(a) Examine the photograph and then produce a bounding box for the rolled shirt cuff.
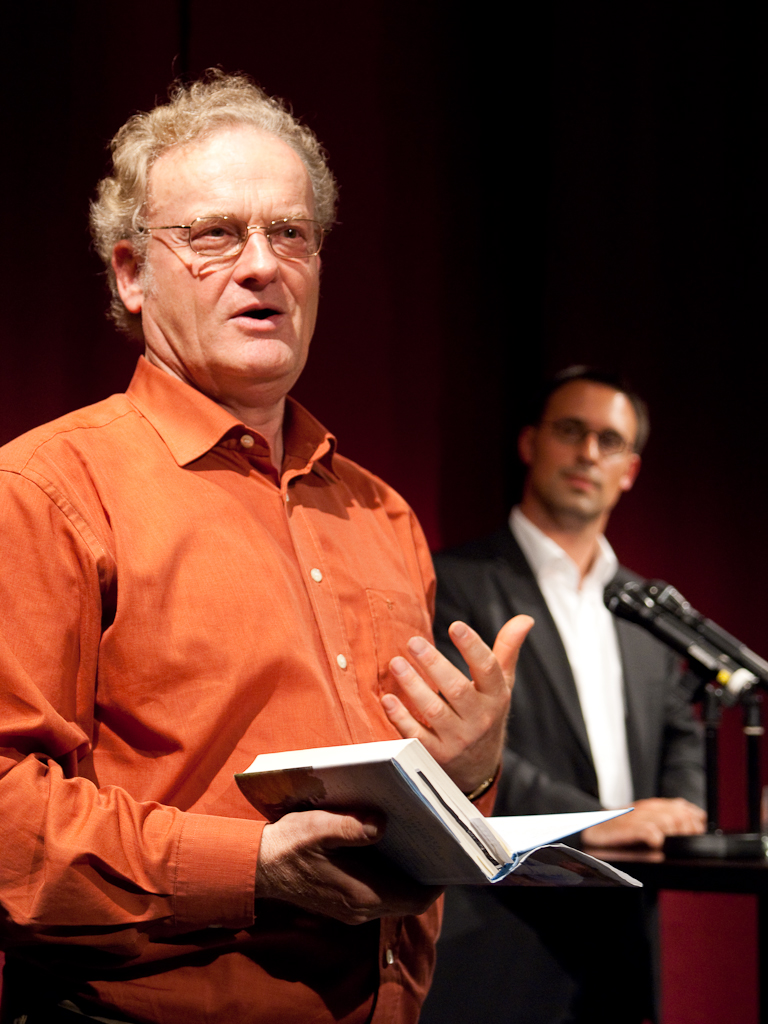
[173,812,266,930]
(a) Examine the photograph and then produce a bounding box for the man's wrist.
[463,763,500,802]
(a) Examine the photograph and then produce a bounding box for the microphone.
[608,577,767,851]
[604,579,757,704]
[642,580,768,685]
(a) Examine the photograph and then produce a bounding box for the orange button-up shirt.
[0,357,471,1024]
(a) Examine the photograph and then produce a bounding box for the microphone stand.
[665,682,765,858]
[744,689,764,836]
[704,681,721,836]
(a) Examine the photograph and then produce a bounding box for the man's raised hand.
[381,615,533,794]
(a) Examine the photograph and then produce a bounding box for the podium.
[595,847,768,1023]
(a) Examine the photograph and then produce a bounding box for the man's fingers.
[582,797,707,850]
[491,615,535,689]
[276,809,385,853]
[380,687,426,739]
[386,656,469,736]
[318,811,385,850]
[665,806,706,835]
[633,797,706,836]
[386,617,534,710]
[388,641,466,713]
[582,817,666,849]
[443,616,533,696]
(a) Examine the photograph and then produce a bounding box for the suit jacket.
[433,528,705,816]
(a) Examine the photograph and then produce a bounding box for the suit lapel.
[489,530,594,765]
[615,616,650,797]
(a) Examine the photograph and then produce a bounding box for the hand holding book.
[255,806,443,925]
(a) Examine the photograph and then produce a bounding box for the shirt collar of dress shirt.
[509,505,618,592]
[125,356,338,478]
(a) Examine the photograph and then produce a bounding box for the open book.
[235,738,639,888]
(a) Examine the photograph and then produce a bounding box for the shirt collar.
[509,505,618,589]
[125,356,338,477]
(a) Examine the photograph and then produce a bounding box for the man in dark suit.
[420,368,705,1024]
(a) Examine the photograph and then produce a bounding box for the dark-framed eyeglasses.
[543,417,633,457]
[146,214,325,260]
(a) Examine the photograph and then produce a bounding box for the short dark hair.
[525,366,650,453]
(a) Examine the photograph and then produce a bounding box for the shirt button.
[310,568,323,583]
[240,434,255,449]
[336,654,348,670]
[385,947,395,966]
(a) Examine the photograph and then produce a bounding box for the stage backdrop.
[1,3,765,1022]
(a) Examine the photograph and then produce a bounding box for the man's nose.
[233,228,280,282]
[576,430,601,462]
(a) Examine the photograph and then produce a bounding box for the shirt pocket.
[366,588,433,697]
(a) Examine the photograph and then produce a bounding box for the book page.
[493,844,642,887]
[242,738,414,774]
[487,809,631,853]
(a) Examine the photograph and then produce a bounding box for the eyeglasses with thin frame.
[145,214,325,260]
[543,417,634,457]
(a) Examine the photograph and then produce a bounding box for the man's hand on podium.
[581,797,707,850]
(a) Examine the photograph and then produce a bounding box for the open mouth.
[240,308,279,320]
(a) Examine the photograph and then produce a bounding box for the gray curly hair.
[90,70,338,338]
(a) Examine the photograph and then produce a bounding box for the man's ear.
[112,241,144,315]
[619,453,642,492]
[518,425,536,467]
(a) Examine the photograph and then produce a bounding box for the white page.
[244,738,414,774]
[486,808,631,854]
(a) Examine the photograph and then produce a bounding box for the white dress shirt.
[510,507,633,808]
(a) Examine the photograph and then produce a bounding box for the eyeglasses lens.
[549,420,628,456]
[188,217,322,258]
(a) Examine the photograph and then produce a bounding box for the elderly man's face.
[114,125,320,410]
[518,380,641,526]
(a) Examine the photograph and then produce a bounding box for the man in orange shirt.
[0,74,529,1024]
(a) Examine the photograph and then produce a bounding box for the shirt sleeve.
[0,470,261,953]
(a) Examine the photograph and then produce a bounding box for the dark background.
[1,2,765,1020]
